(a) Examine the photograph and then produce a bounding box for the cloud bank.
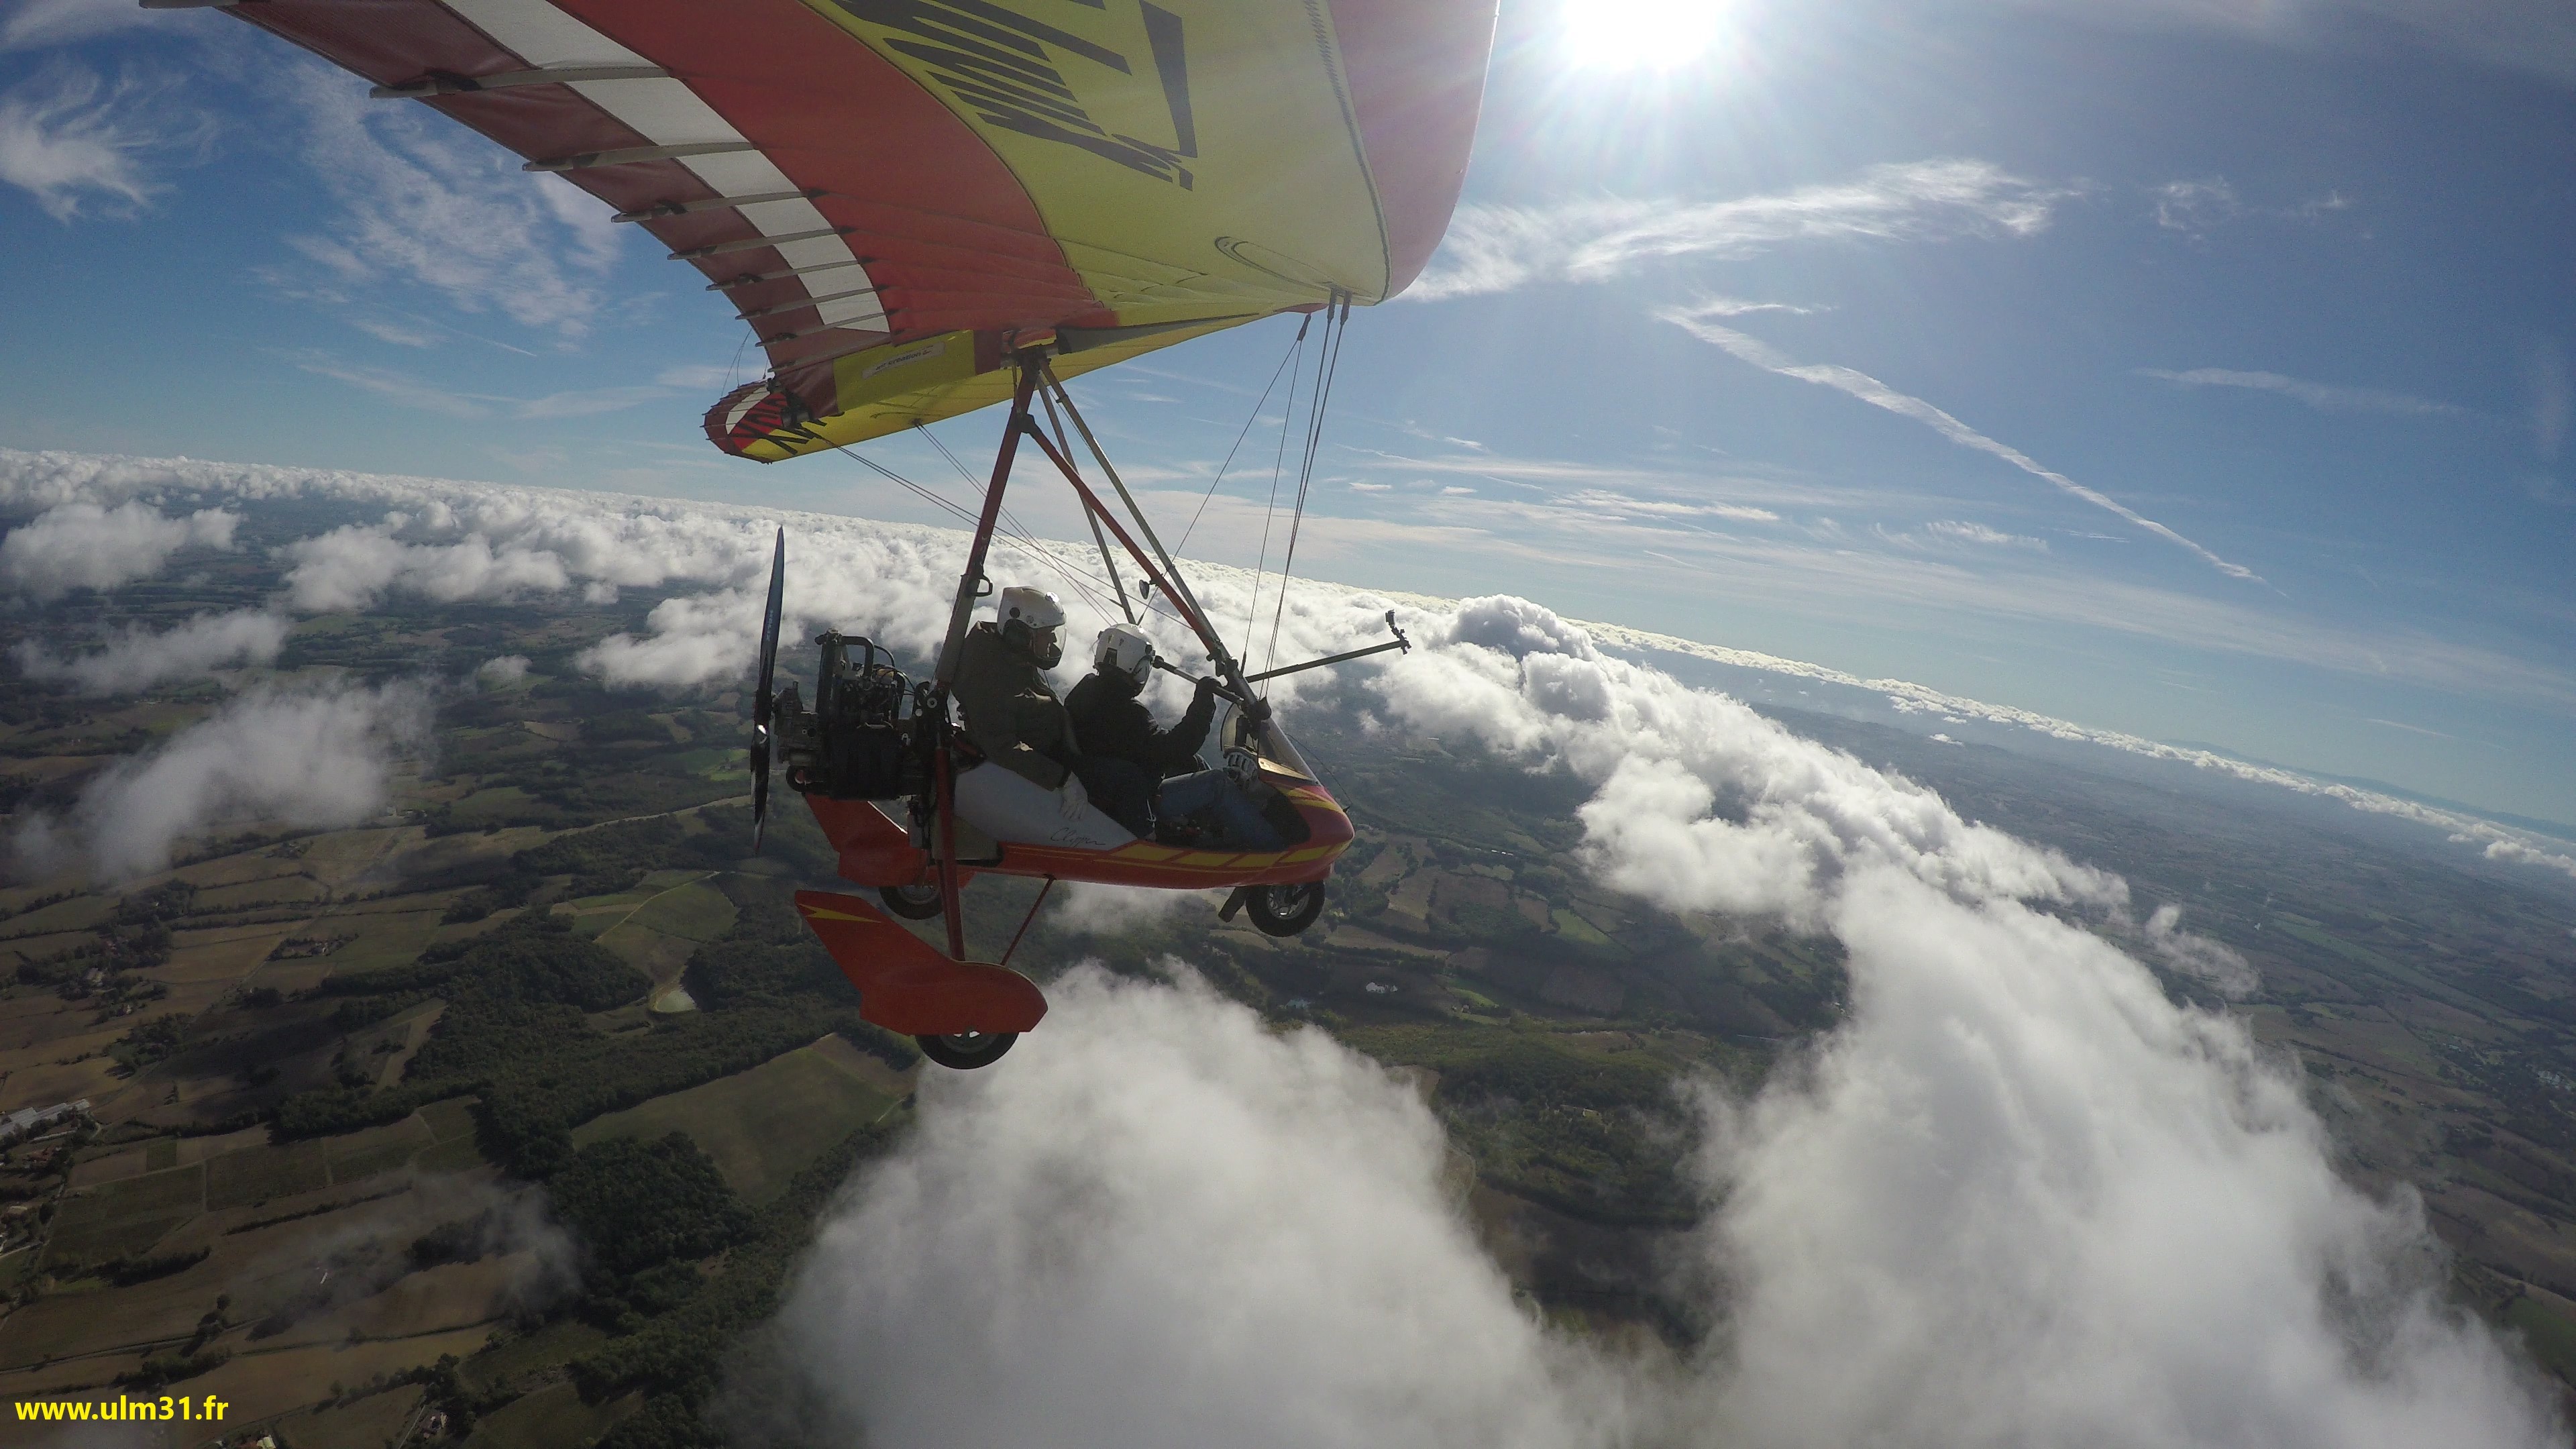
[0,444,2564,883]
[17,680,428,879]
[0,499,236,600]
[12,608,287,694]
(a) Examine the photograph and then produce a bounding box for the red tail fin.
[794,890,1047,1036]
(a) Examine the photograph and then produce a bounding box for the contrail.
[1661,305,2267,585]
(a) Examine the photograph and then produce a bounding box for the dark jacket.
[1065,669,1215,779]
[951,623,1075,789]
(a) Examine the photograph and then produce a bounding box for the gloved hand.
[1194,674,1220,701]
[1057,772,1089,822]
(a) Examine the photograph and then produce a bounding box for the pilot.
[949,586,1094,822]
[1067,623,1283,850]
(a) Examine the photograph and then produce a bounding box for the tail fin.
[794,891,1047,1036]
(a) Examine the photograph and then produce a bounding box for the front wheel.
[916,1031,1017,1070]
[878,881,945,920]
[1246,882,1326,938]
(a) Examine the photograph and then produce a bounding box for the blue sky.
[2,0,2571,824]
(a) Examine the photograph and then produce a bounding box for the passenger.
[949,586,1094,824]
[1067,623,1283,851]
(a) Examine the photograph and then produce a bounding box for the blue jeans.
[1156,770,1285,850]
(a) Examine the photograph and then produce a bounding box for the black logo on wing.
[833,0,1199,189]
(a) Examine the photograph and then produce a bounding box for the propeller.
[750,527,786,852]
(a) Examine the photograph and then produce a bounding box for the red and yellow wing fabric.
[225,0,1498,461]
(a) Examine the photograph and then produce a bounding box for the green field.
[570,1036,899,1205]
[48,1163,205,1267]
[207,1140,330,1209]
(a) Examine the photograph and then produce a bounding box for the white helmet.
[997,586,1065,666]
[998,586,1064,631]
[1093,622,1155,685]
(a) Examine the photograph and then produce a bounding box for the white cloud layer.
[0,499,236,600]
[17,680,428,879]
[762,892,2553,1448]
[1660,304,2267,584]
[0,444,2564,883]
[2141,368,2462,417]
[13,608,287,694]
[1409,160,2074,302]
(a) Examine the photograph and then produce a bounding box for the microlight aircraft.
[217,0,1501,1067]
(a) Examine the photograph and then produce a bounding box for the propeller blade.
[751,527,786,851]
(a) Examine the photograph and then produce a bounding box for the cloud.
[749,966,1616,1448]
[280,63,621,336]
[1660,305,2268,584]
[348,315,441,348]
[17,680,429,879]
[1049,882,1225,935]
[1920,519,2047,549]
[0,500,236,599]
[478,653,531,684]
[1684,295,1819,318]
[13,609,288,694]
[279,522,572,612]
[1572,610,2576,879]
[2151,177,2241,235]
[2140,368,2463,417]
[1409,160,2076,301]
[0,62,177,221]
[2141,901,2258,994]
[756,639,2557,1446]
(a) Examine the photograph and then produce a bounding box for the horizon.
[2,0,2571,824]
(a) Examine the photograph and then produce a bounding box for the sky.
[1,0,2572,824]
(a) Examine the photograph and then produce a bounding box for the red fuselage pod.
[806,764,1354,893]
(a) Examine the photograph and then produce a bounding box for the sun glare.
[1560,0,1731,72]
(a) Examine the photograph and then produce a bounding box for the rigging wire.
[1039,385,1136,624]
[1174,318,1309,558]
[1262,293,1350,678]
[833,441,1124,622]
[906,417,1108,603]
[1240,317,1309,663]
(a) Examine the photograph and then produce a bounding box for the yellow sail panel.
[797,0,1389,319]
[729,317,1254,462]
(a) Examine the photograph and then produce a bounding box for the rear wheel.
[1246,882,1326,938]
[878,881,945,920]
[915,1031,1017,1070]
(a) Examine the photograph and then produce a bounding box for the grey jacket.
[951,623,1076,789]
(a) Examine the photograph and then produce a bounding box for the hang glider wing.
[225,0,1499,460]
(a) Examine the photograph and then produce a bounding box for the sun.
[1558,0,1733,72]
